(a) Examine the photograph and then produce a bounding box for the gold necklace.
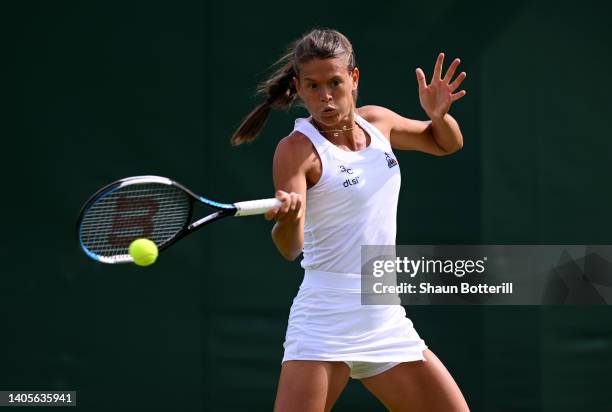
[311,120,355,137]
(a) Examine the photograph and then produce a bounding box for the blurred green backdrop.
[3,0,612,411]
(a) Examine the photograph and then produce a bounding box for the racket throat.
[188,211,227,231]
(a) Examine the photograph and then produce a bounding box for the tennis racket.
[76,175,281,264]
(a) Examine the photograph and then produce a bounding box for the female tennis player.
[232,29,469,412]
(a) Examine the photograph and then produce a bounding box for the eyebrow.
[303,75,342,82]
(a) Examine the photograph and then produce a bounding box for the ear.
[293,76,302,99]
[351,67,360,90]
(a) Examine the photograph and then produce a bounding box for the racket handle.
[234,198,282,216]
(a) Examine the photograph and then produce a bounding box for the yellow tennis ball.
[128,238,158,267]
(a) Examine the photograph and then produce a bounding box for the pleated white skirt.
[282,270,428,363]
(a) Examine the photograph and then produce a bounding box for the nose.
[319,87,332,102]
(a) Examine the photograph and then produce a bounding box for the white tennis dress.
[282,114,428,379]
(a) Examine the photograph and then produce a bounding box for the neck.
[311,113,368,151]
[311,112,355,135]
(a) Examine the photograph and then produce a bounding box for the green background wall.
[3,1,611,410]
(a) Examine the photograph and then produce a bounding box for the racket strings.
[80,183,191,259]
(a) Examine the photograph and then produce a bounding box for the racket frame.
[76,175,240,264]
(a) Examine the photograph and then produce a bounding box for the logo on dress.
[385,152,398,168]
[339,165,353,175]
[339,164,360,188]
[343,176,360,187]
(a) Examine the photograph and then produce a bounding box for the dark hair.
[230,28,357,146]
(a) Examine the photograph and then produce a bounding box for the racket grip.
[234,198,282,216]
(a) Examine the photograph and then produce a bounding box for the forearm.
[271,220,303,261]
[429,113,463,153]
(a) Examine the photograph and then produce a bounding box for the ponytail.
[230,51,297,146]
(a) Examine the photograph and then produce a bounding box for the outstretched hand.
[416,53,467,120]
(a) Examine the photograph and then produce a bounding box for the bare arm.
[264,133,310,261]
[359,105,462,156]
[358,53,467,156]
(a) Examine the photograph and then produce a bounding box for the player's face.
[294,57,359,127]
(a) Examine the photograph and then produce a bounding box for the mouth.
[321,107,337,116]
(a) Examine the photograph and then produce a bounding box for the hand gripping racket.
[76,175,281,264]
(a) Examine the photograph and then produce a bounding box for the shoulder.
[357,105,396,121]
[358,105,426,136]
[273,130,322,188]
[274,131,318,169]
[276,131,314,158]
[357,105,397,140]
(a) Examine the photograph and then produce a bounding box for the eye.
[308,83,318,89]
[331,79,341,87]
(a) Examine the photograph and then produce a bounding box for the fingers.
[264,207,278,221]
[415,68,427,90]
[265,190,303,223]
[443,58,461,83]
[420,53,467,106]
[432,52,444,83]
[451,90,467,102]
[449,71,467,92]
